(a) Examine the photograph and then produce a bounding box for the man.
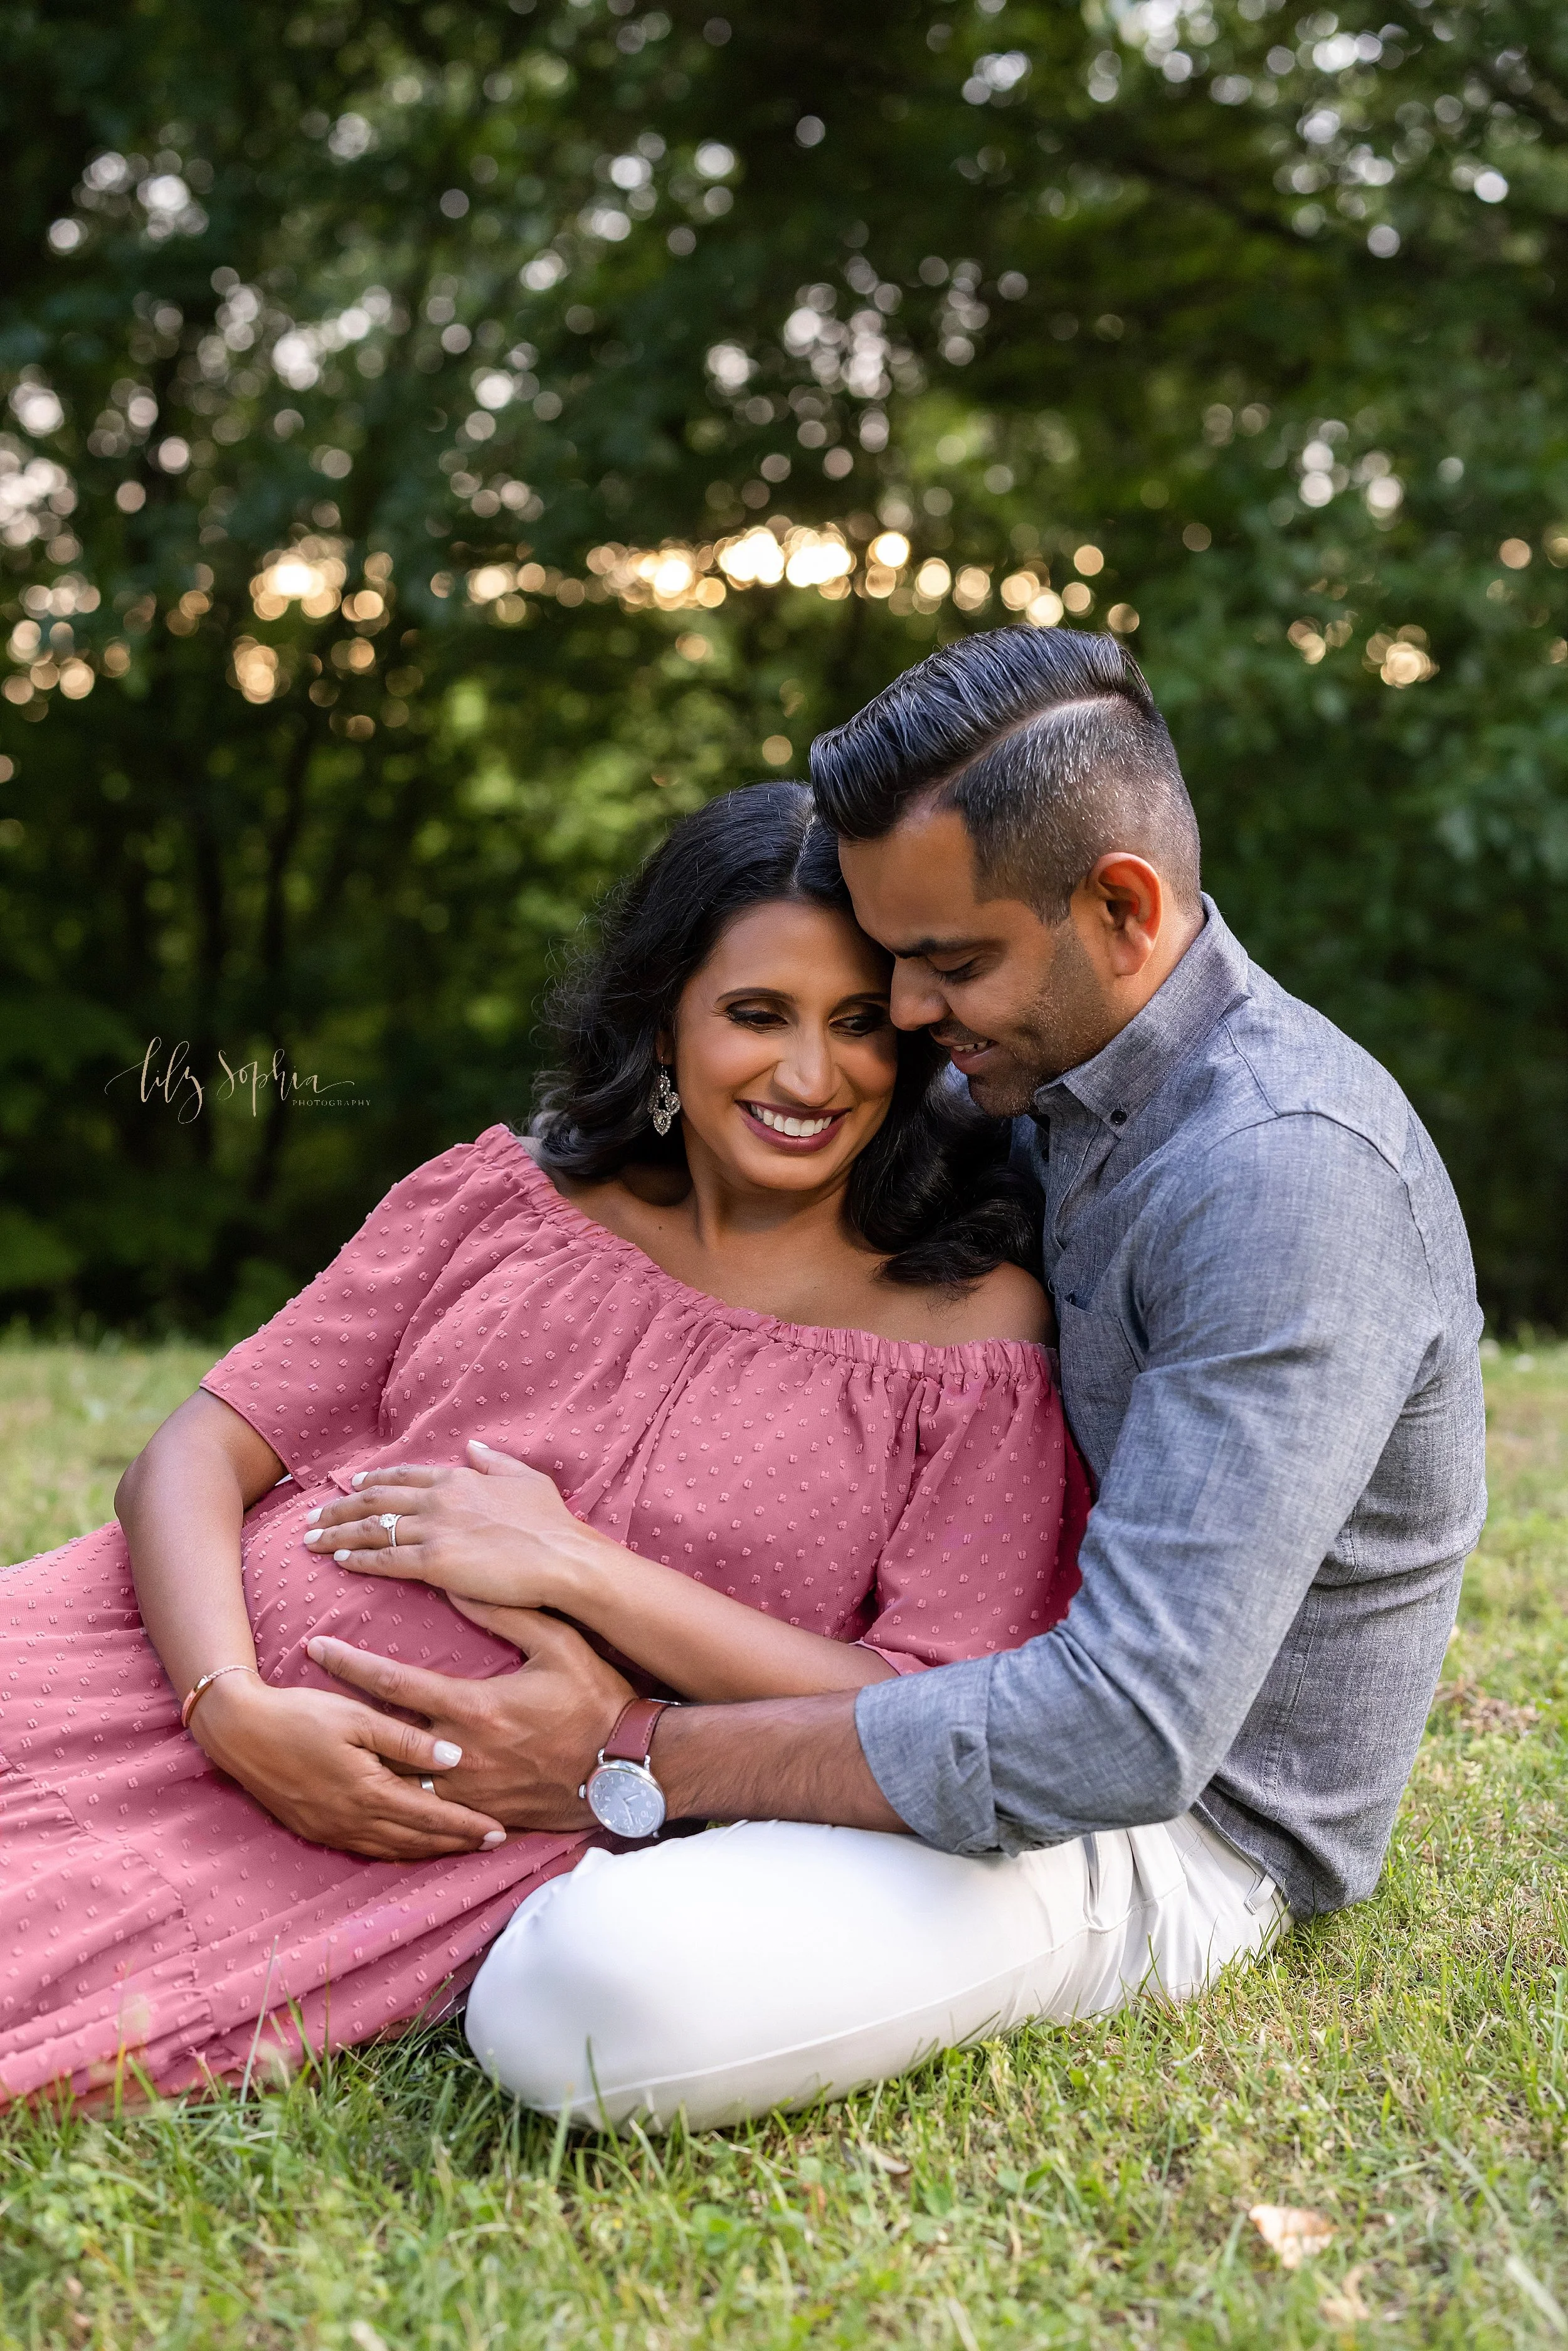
[318,627,1486,2129]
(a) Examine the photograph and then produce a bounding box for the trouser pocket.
[1079,1819,1187,1937]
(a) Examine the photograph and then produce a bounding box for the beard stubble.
[961,920,1111,1117]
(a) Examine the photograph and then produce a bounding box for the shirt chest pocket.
[1054,1290,1142,1463]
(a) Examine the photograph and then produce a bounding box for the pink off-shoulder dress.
[0,1125,1088,2103]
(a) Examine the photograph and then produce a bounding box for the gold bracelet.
[181,1664,260,1731]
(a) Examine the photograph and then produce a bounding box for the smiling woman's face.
[665,898,899,1197]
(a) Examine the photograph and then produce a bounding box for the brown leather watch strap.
[600,1696,672,1767]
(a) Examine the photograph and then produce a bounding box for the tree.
[3,0,1567,1330]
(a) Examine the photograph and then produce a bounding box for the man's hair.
[810,626,1201,921]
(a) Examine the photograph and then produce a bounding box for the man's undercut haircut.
[810,626,1202,921]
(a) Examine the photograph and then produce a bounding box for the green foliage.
[3,0,1568,1325]
[0,1339,1564,2343]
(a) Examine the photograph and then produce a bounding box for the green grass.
[0,1339,1562,2349]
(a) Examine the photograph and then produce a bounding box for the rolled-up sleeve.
[856,1115,1445,1855]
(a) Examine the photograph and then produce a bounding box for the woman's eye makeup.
[720,999,889,1032]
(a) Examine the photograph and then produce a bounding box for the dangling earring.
[649,1064,682,1137]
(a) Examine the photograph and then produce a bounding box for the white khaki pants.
[464,1812,1289,2131]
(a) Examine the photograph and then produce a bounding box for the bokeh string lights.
[458,519,1108,634]
[1,494,1474,714]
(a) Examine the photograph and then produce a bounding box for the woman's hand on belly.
[302,1441,610,1610]
[189,1671,509,1862]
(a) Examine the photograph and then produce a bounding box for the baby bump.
[240,1480,522,1695]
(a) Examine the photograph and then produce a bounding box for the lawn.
[0,1337,1562,2349]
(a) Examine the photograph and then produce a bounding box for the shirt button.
[1109,1108,1128,1127]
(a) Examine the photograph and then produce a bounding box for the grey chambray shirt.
[856,897,1487,1919]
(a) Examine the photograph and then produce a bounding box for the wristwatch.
[580,1696,674,1839]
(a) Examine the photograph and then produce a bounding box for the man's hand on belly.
[307,1608,633,1834]
[306,1610,909,1839]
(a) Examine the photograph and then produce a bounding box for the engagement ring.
[378,1512,401,1546]
[418,1776,436,1794]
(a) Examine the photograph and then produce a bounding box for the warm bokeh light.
[444,519,1133,633]
[578,523,857,610]
[1369,625,1436,686]
[1289,617,1436,686]
[231,637,282,703]
[651,552,696,599]
[783,529,852,588]
[250,538,347,620]
[719,528,785,587]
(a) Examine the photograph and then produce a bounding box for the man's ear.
[1081,854,1165,977]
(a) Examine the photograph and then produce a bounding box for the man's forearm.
[650,1692,909,1833]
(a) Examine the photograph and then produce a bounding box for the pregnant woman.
[0,784,1087,2109]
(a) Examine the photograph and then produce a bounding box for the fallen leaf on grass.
[1249,2204,1335,2267]
[1431,1676,1539,1736]
[861,2143,910,2176]
[1320,2266,1372,2325]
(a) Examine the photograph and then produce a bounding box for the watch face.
[587,1758,666,1839]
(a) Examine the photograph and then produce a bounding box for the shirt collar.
[1031,896,1251,1130]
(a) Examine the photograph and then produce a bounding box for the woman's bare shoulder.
[928,1260,1055,1347]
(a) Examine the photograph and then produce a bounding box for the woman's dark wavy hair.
[531,782,1042,1293]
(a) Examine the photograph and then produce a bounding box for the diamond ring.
[418,1776,436,1794]
[378,1512,401,1547]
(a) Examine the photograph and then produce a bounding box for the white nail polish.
[482,1830,506,1847]
[351,1472,367,1488]
[305,1507,321,1525]
[334,1549,350,1563]
[432,1740,462,1767]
